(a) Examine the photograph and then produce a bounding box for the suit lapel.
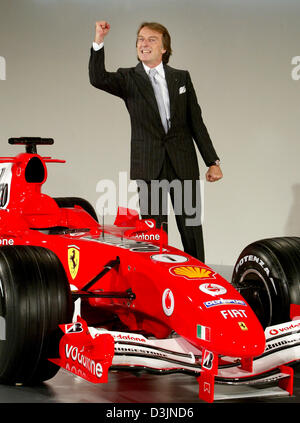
[164,64,179,122]
[133,62,162,119]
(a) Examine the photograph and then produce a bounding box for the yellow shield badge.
[68,245,80,279]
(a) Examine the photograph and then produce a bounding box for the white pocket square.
[179,86,186,94]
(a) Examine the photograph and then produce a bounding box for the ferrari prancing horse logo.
[68,245,80,279]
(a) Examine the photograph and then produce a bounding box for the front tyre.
[232,237,300,328]
[0,246,72,385]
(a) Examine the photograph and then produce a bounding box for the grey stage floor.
[0,364,299,404]
[0,265,299,408]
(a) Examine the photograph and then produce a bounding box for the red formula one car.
[0,137,299,402]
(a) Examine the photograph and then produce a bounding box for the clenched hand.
[206,165,223,182]
[94,21,111,44]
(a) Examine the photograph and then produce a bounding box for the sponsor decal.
[202,350,214,370]
[199,283,227,297]
[265,336,300,352]
[170,265,216,280]
[151,254,188,263]
[64,322,83,334]
[144,220,155,228]
[135,233,160,241]
[112,333,146,343]
[234,255,279,298]
[220,309,247,319]
[68,245,80,279]
[0,239,14,245]
[197,324,211,342]
[235,254,270,276]
[162,289,175,316]
[267,321,300,337]
[204,382,211,395]
[204,298,246,308]
[65,363,89,381]
[238,322,248,331]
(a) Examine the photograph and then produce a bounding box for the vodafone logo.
[113,333,146,343]
[162,289,175,316]
[65,344,103,379]
[267,322,300,337]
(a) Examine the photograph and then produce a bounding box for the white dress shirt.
[142,62,170,123]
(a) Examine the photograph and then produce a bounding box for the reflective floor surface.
[0,366,299,404]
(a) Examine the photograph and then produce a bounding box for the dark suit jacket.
[89,47,219,181]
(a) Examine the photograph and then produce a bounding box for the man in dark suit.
[89,21,223,262]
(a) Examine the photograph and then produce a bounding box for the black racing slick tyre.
[54,197,98,222]
[0,246,72,385]
[232,237,300,328]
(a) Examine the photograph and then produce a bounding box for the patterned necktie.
[148,68,169,133]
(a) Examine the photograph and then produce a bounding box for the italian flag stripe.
[197,324,211,342]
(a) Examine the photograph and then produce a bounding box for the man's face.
[136,26,166,68]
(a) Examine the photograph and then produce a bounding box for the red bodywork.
[0,147,267,401]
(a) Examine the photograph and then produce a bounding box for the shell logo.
[170,265,216,280]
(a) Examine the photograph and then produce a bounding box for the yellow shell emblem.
[170,266,215,280]
[68,245,80,279]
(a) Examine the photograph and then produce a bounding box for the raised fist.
[94,21,110,44]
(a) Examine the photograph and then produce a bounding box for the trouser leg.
[136,154,205,262]
[170,179,205,263]
[136,179,168,231]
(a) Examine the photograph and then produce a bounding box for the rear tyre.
[232,237,300,328]
[54,197,98,222]
[0,246,72,385]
